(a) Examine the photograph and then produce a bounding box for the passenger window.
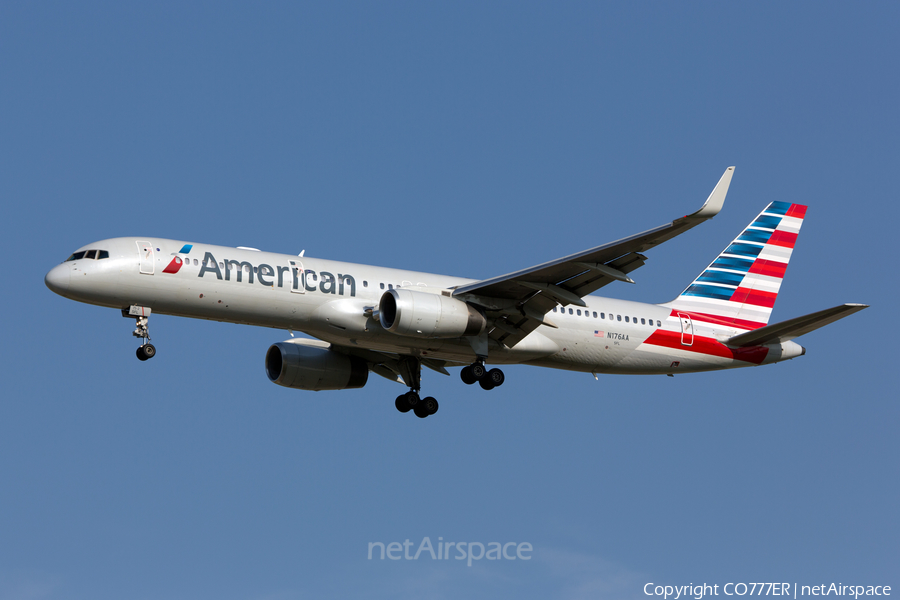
[193,259,198,266]
[552,307,557,312]
[600,313,605,319]
[85,250,97,259]
[98,250,109,259]
[568,308,573,315]
[633,316,637,323]
[641,318,646,325]
[625,316,629,323]
[593,312,597,318]
[617,315,621,321]
[363,281,368,287]
[577,310,581,316]
[380,283,385,289]
[388,284,393,289]
[656,320,661,327]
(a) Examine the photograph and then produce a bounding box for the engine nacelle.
[379,288,486,338]
[265,343,368,391]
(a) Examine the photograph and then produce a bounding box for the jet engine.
[379,288,486,338]
[265,343,368,391]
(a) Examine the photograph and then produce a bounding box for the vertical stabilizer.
[662,201,807,330]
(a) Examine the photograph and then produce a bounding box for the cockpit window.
[65,249,109,261]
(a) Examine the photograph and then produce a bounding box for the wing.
[452,167,735,347]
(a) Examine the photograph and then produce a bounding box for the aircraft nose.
[45,264,70,295]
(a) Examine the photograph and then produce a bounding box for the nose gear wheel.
[123,305,157,361]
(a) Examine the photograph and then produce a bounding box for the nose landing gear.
[136,343,156,361]
[123,305,156,361]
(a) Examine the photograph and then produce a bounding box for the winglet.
[690,166,735,219]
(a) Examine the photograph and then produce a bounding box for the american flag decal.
[594,330,604,337]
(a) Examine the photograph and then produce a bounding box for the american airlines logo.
[162,244,193,274]
[194,251,357,296]
[163,256,186,274]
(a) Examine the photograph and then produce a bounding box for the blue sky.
[1,3,897,599]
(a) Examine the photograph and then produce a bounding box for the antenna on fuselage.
[298,250,305,257]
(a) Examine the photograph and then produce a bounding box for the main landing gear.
[460,359,505,390]
[392,357,505,419]
[395,391,439,419]
[393,356,439,419]
[123,305,156,362]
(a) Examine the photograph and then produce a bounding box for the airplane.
[45,167,867,419]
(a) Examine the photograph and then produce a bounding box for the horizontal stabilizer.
[725,303,868,347]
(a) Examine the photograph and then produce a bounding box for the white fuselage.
[45,237,804,375]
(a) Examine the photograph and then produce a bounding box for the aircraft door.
[137,241,154,274]
[290,260,304,293]
[678,313,694,346]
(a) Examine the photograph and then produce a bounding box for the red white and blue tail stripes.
[662,201,806,330]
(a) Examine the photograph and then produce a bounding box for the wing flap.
[564,252,646,298]
[488,311,544,348]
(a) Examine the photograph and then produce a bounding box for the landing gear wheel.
[460,366,477,385]
[479,378,495,391]
[486,368,504,387]
[471,363,486,380]
[395,394,412,413]
[413,403,430,418]
[422,396,439,415]
[136,344,156,361]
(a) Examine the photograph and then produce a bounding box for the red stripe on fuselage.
[643,329,769,365]
[730,287,778,308]
[748,259,787,279]
[666,309,766,331]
